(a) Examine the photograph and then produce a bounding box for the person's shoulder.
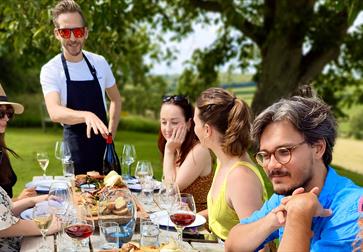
[40,54,63,75]
[41,54,62,69]
[191,142,208,151]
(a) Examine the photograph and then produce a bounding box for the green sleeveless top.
[207,161,267,240]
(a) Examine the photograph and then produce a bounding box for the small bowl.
[80,183,96,193]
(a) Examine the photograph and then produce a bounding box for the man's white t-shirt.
[40,50,116,109]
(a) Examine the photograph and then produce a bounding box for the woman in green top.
[194,87,267,241]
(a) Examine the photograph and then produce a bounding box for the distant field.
[333,138,363,175]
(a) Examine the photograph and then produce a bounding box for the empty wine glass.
[33,202,54,252]
[37,152,49,177]
[135,160,154,205]
[169,193,196,247]
[48,182,72,217]
[55,140,71,162]
[121,144,136,180]
[64,205,94,251]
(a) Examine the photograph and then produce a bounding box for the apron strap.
[61,53,71,81]
[61,52,97,81]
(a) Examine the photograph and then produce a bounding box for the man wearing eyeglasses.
[40,0,121,175]
[225,95,363,252]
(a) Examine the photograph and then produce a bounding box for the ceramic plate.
[127,180,161,192]
[19,201,54,220]
[150,211,206,228]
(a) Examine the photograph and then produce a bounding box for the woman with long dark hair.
[0,85,35,200]
[0,84,60,251]
[158,95,213,211]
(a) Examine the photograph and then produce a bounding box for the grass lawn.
[6,128,363,198]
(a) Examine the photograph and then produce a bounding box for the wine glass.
[153,180,180,238]
[169,193,196,247]
[48,182,72,217]
[135,160,154,205]
[121,144,136,180]
[37,152,49,177]
[64,205,94,251]
[33,202,54,252]
[55,141,71,162]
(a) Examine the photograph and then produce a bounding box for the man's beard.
[63,41,83,57]
[274,173,313,196]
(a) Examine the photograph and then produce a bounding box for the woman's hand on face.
[165,124,187,152]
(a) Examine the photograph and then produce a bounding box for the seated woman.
[0,187,59,251]
[194,88,267,240]
[158,95,213,212]
[0,84,36,200]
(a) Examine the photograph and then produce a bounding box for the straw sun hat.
[0,84,24,114]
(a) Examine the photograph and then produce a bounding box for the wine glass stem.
[175,226,184,243]
[127,164,131,177]
[41,230,47,247]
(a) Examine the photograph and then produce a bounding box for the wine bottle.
[103,134,122,175]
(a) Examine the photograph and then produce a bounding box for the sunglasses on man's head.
[162,95,188,103]
[57,27,85,39]
[0,108,14,120]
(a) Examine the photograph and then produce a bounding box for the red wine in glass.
[65,224,94,240]
[170,212,196,227]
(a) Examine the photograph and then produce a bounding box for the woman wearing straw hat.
[0,84,36,200]
[0,84,60,251]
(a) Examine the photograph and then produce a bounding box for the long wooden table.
[20,177,224,252]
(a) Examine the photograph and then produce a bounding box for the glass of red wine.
[64,205,94,251]
[169,193,196,247]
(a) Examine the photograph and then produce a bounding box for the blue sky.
[150,11,363,75]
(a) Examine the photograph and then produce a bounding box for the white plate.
[150,211,206,228]
[25,179,68,194]
[19,201,53,220]
[20,208,33,220]
[127,180,161,192]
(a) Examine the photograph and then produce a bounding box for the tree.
[162,0,363,115]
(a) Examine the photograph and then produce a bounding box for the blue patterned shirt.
[240,167,363,251]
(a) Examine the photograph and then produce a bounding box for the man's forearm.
[278,209,313,252]
[48,104,89,125]
[108,99,121,137]
[226,214,278,252]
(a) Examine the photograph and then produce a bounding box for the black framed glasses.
[0,107,14,120]
[255,141,306,167]
[162,95,188,103]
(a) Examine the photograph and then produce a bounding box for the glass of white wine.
[122,144,136,180]
[33,202,54,252]
[37,152,49,177]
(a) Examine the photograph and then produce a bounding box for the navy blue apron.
[61,53,107,175]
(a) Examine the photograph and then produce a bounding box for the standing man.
[225,95,363,251]
[40,0,121,175]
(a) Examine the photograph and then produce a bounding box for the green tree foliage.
[162,0,363,115]
[1,0,363,117]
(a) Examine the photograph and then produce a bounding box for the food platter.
[74,171,148,224]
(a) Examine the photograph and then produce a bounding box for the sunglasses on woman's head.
[0,108,14,119]
[57,27,85,39]
[162,95,188,103]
